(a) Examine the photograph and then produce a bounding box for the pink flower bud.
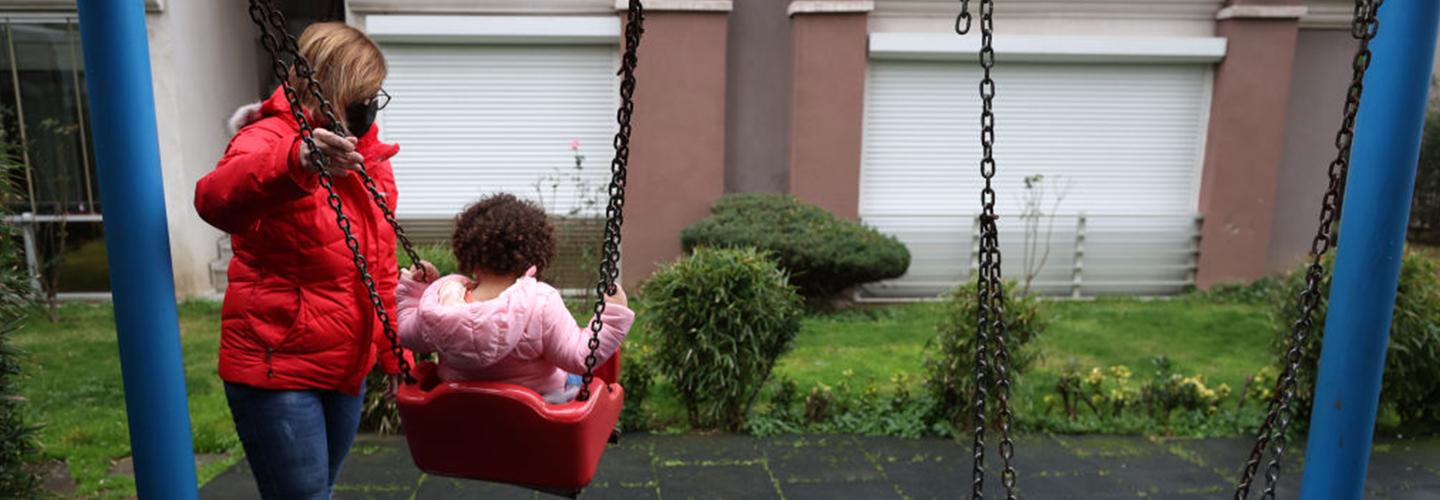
[570,139,581,150]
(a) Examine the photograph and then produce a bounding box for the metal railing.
[3,212,106,301]
[858,212,1204,299]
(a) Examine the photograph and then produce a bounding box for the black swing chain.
[958,0,1018,498]
[247,0,416,383]
[1233,0,1383,498]
[577,0,645,402]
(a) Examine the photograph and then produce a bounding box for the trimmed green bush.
[0,156,38,496]
[1276,249,1440,431]
[924,280,1047,432]
[642,247,804,430]
[680,194,910,302]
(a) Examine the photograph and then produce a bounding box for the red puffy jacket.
[196,87,403,395]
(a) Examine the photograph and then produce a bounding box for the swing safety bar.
[75,1,199,499]
[1300,0,1439,498]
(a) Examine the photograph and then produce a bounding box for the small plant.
[359,370,403,436]
[532,140,606,289]
[1193,276,1284,305]
[397,242,458,277]
[745,371,940,438]
[924,279,1046,432]
[1274,249,1440,432]
[617,339,657,433]
[1045,357,1248,437]
[680,193,910,305]
[534,140,605,218]
[1016,174,1070,294]
[642,247,803,430]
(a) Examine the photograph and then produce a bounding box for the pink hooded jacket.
[395,267,634,400]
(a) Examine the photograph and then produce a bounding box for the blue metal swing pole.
[1299,0,1440,498]
[75,1,199,498]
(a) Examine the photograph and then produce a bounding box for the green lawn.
[16,296,1277,496]
[15,302,240,499]
[778,298,1273,396]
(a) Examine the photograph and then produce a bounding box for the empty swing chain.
[1233,0,1383,498]
[959,0,1018,498]
[577,0,645,402]
[246,0,415,383]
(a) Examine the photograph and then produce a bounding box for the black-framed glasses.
[373,88,391,110]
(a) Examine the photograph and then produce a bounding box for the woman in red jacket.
[195,22,412,499]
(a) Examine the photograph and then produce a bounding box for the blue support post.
[1299,0,1440,498]
[75,2,198,498]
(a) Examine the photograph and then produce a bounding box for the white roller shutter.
[860,60,1212,297]
[378,43,618,221]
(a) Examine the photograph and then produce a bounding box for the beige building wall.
[0,0,255,298]
[144,2,258,298]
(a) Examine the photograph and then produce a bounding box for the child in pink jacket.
[396,193,633,403]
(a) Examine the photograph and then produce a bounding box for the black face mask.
[345,99,379,138]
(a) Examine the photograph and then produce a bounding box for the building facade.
[3,0,1436,299]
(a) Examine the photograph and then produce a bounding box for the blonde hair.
[290,22,386,127]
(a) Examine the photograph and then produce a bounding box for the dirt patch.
[108,452,231,477]
[27,459,76,496]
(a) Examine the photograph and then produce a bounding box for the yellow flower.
[1086,368,1104,385]
[1108,366,1132,380]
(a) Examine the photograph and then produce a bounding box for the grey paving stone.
[761,435,887,485]
[657,463,781,499]
[589,436,657,488]
[200,460,261,500]
[413,474,539,499]
[579,486,661,499]
[853,435,1006,499]
[651,433,763,464]
[1052,434,1230,497]
[338,437,424,492]
[196,433,1440,499]
[779,481,905,499]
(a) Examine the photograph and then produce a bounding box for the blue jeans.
[224,382,365,500]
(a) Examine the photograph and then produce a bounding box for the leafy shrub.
[924,280,1046,431]
[642,247,803,430]
[0,158,38,496]
[680,194,910,302]
[1275,249,1440,432]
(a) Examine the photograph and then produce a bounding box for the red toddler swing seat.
[394,354,624,496]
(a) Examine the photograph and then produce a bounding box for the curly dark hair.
[451,194,556,277]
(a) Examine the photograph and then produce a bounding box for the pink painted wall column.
[787,3,870,220]
[1195,1,1305,287]
[621,10,730,286]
